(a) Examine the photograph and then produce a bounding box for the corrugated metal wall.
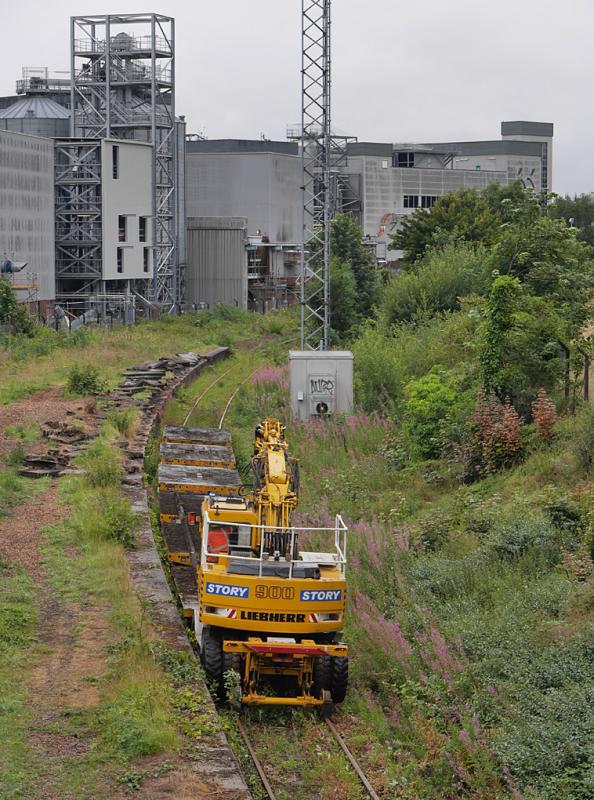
[186,217,247,309]
[0,117,70,138]
[0,129,55,301]
[185,151,301,244]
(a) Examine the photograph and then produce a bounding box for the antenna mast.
[300,0,331,350]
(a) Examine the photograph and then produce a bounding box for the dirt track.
[0,387,95,459]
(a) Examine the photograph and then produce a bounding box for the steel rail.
[238,716,380,800]
[183,333,299,429]
[182,365,235,426]
[325,719,381,799]
[237,719,278,800]
[217,369,259,429]
[178,334,381,800]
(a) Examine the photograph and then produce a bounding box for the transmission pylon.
[300,0,332,350]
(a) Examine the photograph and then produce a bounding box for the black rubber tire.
[312,655,332,698]
[330,656,349,704]
[201,627,224,699]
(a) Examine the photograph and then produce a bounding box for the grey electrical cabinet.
[289,351,354,421]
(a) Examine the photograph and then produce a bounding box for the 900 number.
[255,585,294,600]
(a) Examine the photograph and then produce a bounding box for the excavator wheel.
[330,656,349,704]
[313,655,332,698]
[201,627,224,700]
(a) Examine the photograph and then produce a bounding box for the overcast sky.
[1,0,593,194]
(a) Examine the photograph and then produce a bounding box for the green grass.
[0,306,298,404]
[0,468,48,518]
[24,433,179,797]
[0,564,39,800]
[0,306,298,797]
[216,365,594,800]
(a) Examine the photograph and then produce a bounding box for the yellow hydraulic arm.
[251,418,298,533]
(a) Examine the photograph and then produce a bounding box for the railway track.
[164,350,381,799]
[238,716,381,800]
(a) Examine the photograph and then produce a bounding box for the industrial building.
[0,129,55,315]
[68,13,181,310]
[186,217,248,310]
[185,121,553,272]
[0,14,183,319]
[54,138,153,305]
[341,121,553,259]
[0,7,555,318]
[185,139,301,308]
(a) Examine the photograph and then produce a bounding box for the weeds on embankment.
[221,367,594,800]
[0,307,298,797]
[0,306,298,404]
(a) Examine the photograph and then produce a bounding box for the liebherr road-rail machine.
[158,419,348,713]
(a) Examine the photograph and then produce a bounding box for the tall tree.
[329,256,357,341]
[392,182,538,265]
[550,193,594,247]
[330,214,379,319]
[489,215,593,339]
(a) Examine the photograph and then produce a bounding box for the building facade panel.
[185,146,301,244]
[355,155,506,238]
[186,217,248,310]
[0,129,55,302]
[101,139,153,281]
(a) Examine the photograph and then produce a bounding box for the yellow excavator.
[195,418,348,712]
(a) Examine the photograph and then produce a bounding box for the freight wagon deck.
[158,426,242,613]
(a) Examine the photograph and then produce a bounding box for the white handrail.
[201,511,348,577]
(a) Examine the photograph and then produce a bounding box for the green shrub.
[4,445,25,466]
[107,408,138,439]
[544,495,584,539]
[352,310,480,414]
[404,368,471,458]
[569,404,594,473]
[0,281,35,335]
[0,469,28,518]
[78,440,123,487]
[67,362,107,395]
[103,494,139,548]
[383,242,488,324]
[496,682,594,799]
[70,487,138,548]
[487,513,561,565]
[98,684,176,759]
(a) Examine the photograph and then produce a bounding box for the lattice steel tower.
[70,13,177,306]
[299,0,349,350]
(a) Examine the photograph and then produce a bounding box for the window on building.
[403,195,419,209]
[112,145,119,179]
[139,216,147,243]
[143,247,150,273]
[421,195,437,209]
[393,151,415,168]
[117,247,123,273]
[118,215,127,242]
